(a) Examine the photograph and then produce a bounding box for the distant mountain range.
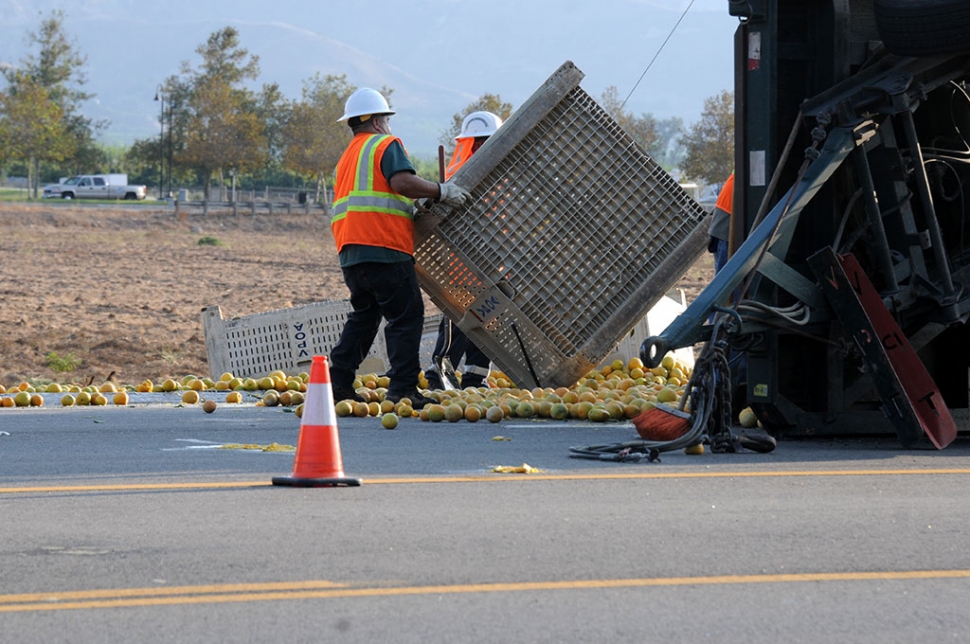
[0,0,738,159]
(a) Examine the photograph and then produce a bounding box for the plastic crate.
[413,61,709,389]
[201,301,442,380]
[599,289,695,371]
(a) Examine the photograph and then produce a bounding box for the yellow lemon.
[739,407,759,428]
[334,400,354,417]
[381,412,399,429]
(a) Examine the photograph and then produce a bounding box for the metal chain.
[707,338,739,453]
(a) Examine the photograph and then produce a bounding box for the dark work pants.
[329,260,424,395]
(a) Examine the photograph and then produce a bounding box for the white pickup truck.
[42,174,148,200]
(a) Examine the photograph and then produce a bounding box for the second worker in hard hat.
[328,88,470,409]
[424,111,503,391]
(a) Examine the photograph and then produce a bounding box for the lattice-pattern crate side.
[414,62,709,389]
[200,301,364,379]
[203,303,444,380]
[298,300,353,356]
[459,307,572,389]
[223,321,296,377]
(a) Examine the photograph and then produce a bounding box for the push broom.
[630,314,775,454]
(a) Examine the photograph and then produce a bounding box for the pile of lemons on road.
[0,370,309,411]
[0,355,695,427]
[339,355,691,426]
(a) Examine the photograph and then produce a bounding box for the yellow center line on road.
[0,580,346,603]
[2,570,970,613]
[3,468,970,494]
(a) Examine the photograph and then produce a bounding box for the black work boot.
[424,368,444,391]
[386,389,434,410]
[461,374,486,389]
[331,385,365,403]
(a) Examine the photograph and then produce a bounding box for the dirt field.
[0,202,715,387]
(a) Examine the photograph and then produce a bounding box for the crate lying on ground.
[413,61,710,389]
[600,289,695,371]
[201,302,442,380]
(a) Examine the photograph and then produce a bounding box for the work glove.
[438,182,470,207]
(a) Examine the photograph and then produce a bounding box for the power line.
[618,0,696,114]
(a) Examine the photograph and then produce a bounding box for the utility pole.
[154,85,165,200]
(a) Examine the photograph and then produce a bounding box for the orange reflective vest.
[715,173,734,214]
[331,133,416,255]
[444,137,477,180]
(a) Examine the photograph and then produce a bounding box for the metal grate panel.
[414,61,709,389]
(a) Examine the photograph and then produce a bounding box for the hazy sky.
[0,0,740,158]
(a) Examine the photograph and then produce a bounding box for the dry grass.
[0,202,715,387]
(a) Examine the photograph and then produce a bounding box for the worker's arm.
[381,140,469,206]
[390,171,470,207]
[389,171,440,200]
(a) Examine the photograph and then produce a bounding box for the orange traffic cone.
[272,355,362,487]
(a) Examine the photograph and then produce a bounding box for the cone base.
[272,475,362,487]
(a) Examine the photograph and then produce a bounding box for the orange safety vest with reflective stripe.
[715,173,734,214]
[444,137,477,180]
[331,133,416,255]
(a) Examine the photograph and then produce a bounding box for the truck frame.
[642,0,970,448]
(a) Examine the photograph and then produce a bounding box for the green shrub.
[46,351,82,373]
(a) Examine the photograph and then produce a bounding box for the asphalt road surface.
[3,399,970,643]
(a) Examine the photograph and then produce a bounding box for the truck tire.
[61,193,74,200]
[875,0,970,57]
[124,192,137,200]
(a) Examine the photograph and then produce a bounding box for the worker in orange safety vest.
[328,88,470,409]
[707,172,734,274]
[424,111,503,391]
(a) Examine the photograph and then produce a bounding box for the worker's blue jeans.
[712,238,729,274]
[329,260,424,394]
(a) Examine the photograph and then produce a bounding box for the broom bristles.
[632,404,692,441]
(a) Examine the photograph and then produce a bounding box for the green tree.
[175,27,267,198]
[181,78,267,198]
[679,90,734,184]
[0,74,73,193]
[439,94,514,147]
[255,82,289,165]
[281,73,356,204]
[1,10,100,195]
[409,155,443,182]
[121,138,159,186]
[160,78,194,191]
[190,26,260,84]
[58,141,110,178]
[600,86,660,156]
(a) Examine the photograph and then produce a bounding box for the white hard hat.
[456,111,503,139]
[337,88,395,123]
